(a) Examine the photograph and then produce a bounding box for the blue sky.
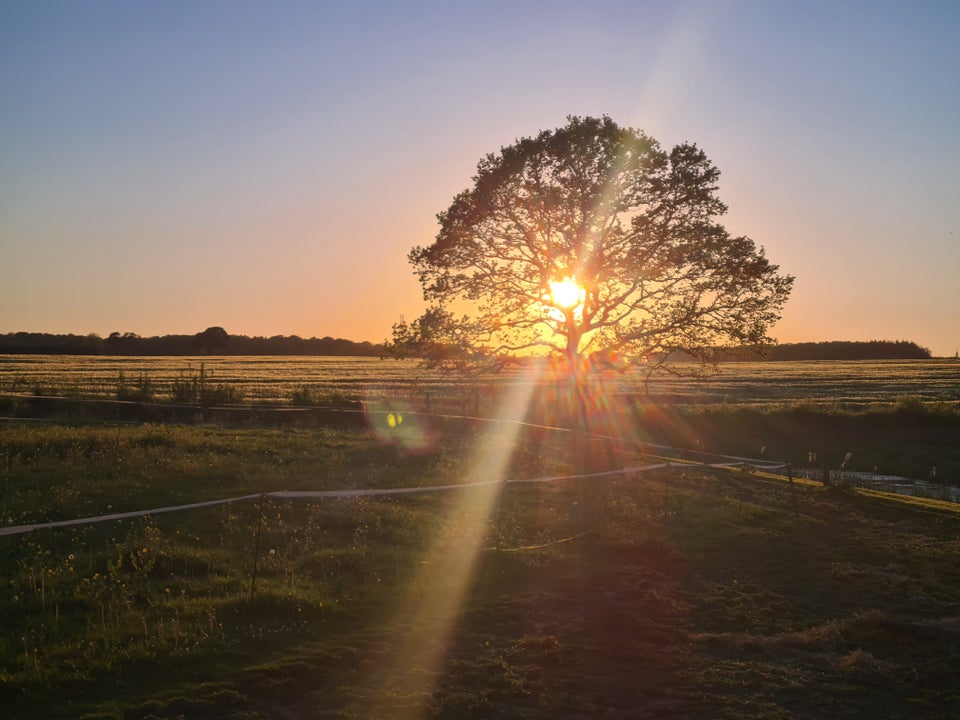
[1,0,958,355]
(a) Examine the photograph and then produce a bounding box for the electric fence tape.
[0,459,789,538]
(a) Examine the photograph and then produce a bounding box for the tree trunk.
[565,334,592,475]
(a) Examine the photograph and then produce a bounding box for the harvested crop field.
[1,355,958,407]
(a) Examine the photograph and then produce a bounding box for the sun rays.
[351,366,540,718]
[349,353,709,718]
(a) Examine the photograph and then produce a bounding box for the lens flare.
[367,402,433,451]
[351,369,540,719]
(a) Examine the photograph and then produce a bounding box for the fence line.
[0,457,790,538]
[0,410,795,538]
[388,409,793,468]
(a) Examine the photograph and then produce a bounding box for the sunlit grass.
[0,423,482,709]
[341,367,540,719]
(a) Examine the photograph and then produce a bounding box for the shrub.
[291,385,359,407]
[170,364,242,406]
[116,371,155,402]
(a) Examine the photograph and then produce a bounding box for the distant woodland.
[0,331,935,360]
[765,340,932,360]
[0,327,384,356]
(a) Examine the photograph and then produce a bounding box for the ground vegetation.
[1,422,959,718]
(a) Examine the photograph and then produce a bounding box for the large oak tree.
[401,116,793,374]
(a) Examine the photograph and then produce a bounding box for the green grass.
[639,400,960,483]
[1,422,960,718]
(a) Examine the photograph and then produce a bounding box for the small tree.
[407,116,794,379]
[385,307,498,373]
[384,307,504,414]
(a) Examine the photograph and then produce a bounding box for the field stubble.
[1,355,958,407]
[1,356,958,486]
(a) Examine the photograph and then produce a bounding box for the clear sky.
[2,0,958,356]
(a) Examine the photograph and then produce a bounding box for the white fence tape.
[0,460,788,538]
[0,494,264,537]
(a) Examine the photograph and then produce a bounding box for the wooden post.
[249,494,266,600]
[787,464,799,516]
[494,488,506,551]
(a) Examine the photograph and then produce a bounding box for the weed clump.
[115,371,155,402]
[171,364,242,406]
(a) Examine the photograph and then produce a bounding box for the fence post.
[249,494,266,600]
[494,490,506,551]
[787,464,799,516]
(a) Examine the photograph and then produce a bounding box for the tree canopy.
[400,116,794,372]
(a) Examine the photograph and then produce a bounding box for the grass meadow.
[1,421,959,719]
[1,356,959,718]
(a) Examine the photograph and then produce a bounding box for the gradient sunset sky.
[2,1,958,356]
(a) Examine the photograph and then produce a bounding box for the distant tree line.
[0,327,385,356]
[0,331,933,360]
[766,340,932,361]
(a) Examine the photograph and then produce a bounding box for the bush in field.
[116,371,155,402]
[291,385,321,406]
[290,385,358,407]
[171,364,242,406]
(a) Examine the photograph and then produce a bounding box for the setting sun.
[547,276,586,311]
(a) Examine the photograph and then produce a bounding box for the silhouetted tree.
[405,116,794,377]
[385,306,497,372]
[193,326,230,354]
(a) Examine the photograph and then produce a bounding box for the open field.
[1,422,960,719]
[1,355,958,484]
[1,355,958,407]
